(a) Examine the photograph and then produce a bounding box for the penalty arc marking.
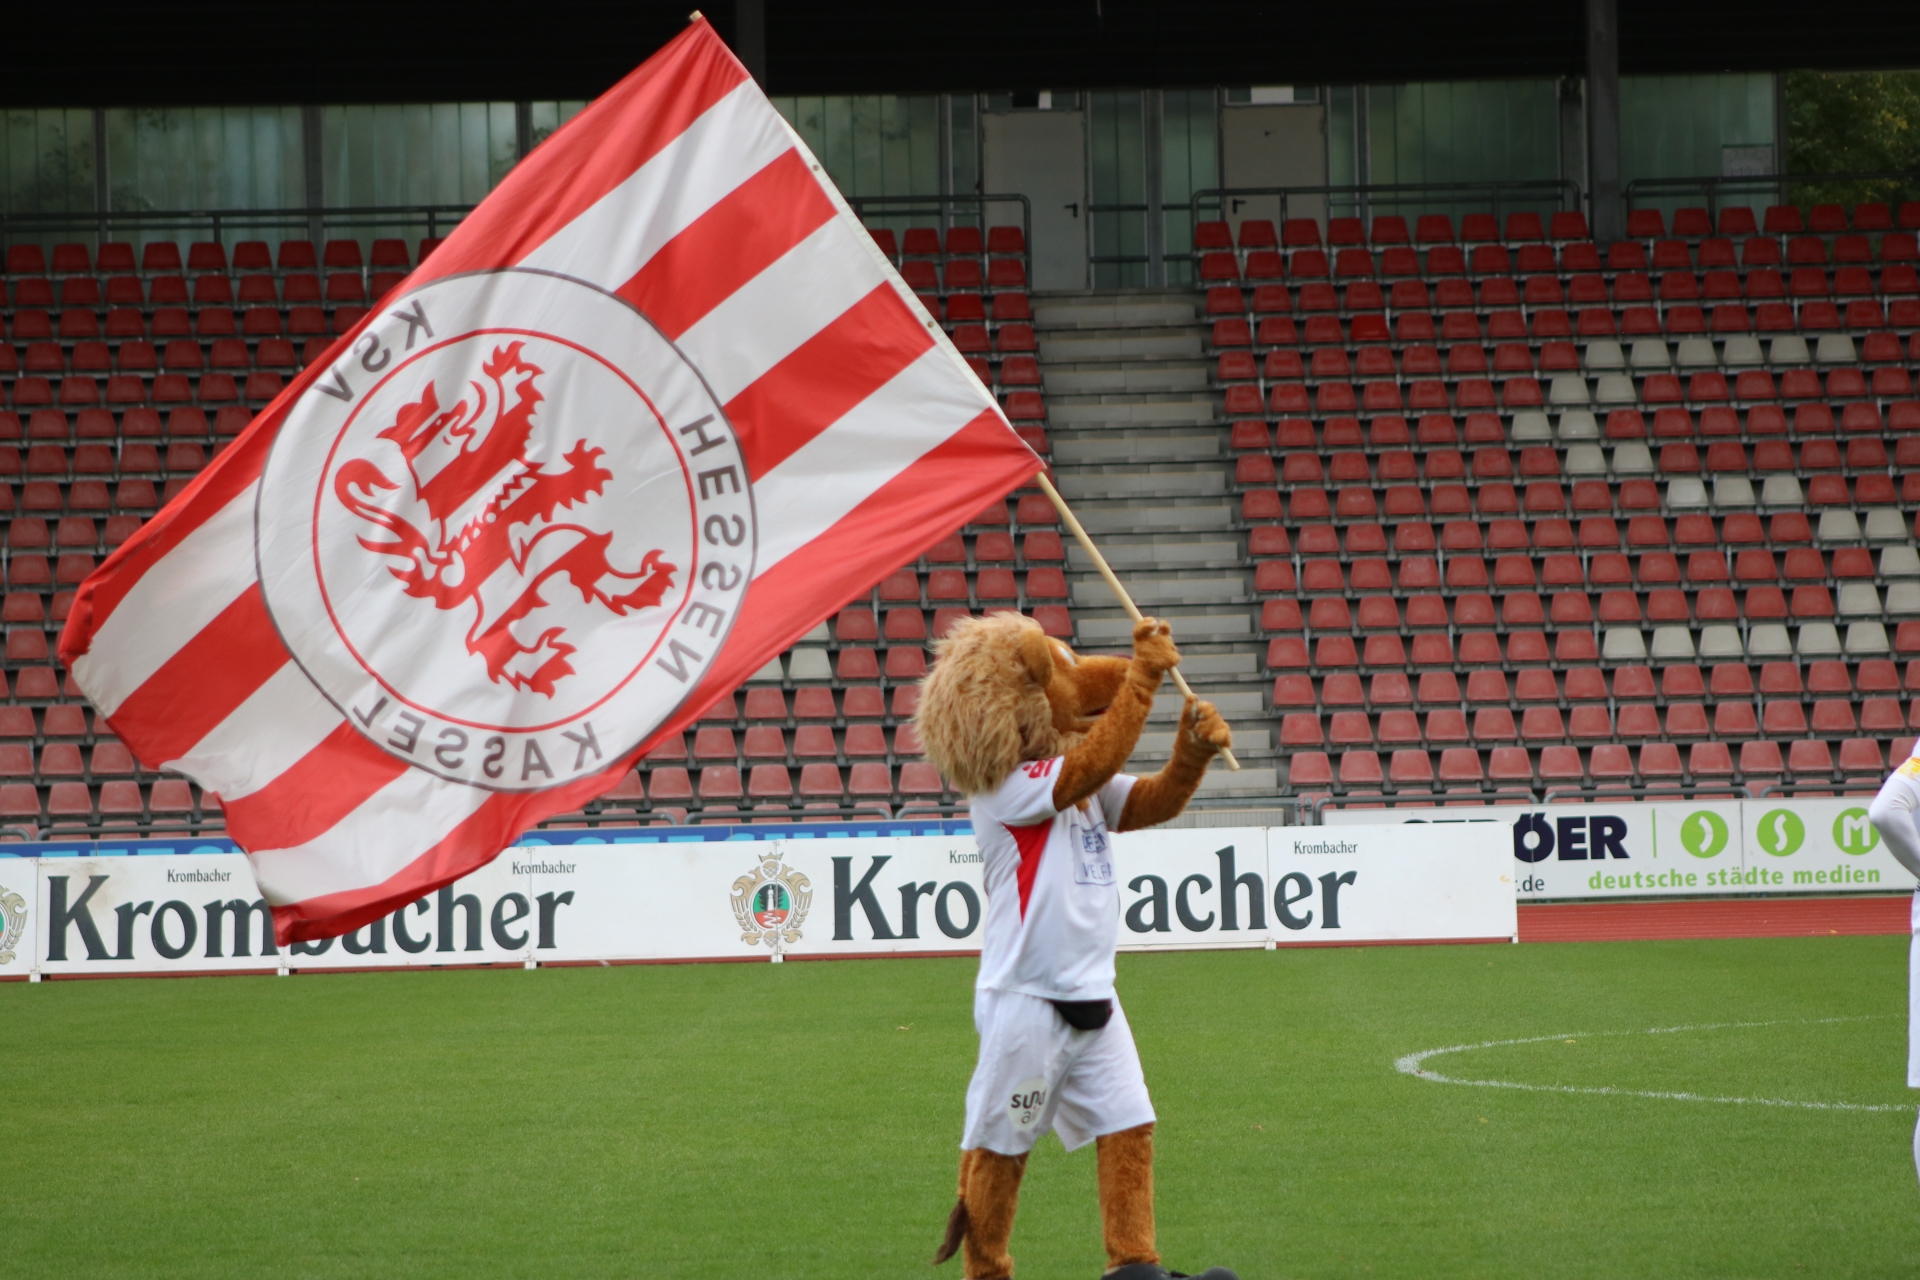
[1394,1017,1913,1114]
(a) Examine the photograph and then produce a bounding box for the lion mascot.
[915,612,1237,1280]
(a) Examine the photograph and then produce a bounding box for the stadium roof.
[9,0,1920,106]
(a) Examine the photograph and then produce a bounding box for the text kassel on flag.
[58,17,1040,944]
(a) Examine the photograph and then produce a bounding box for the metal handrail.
[1302,780,1762,821]
[18,817,229,841]
[1086,200,1205,274]
[531,800,966,828]
[1308,790,1539,822]
[1169,798,1302,828]
[1756,781,1882,797]
[1086,200,1151,271]
[0,203,477,249]
[1544,783,1751,803]
[1188,178,1584,258]
[843,192,1032,287]
[1623,171,1920,220]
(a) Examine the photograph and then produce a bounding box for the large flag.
[58,18,1040,943]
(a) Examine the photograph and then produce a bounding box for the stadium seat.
[12,190,1917,834]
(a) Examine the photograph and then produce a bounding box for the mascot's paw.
[1176,698,1232,760]
[1130,617,1181,679]
[1102,1266,1240,1280]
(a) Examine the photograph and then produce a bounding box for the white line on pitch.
[1394,1017,1913,1114]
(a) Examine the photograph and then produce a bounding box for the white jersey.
[968,756,1136,1002]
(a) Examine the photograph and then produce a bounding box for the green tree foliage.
[1785,70,1920,208]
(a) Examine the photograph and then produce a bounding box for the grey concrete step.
[1177,652,1259,676]
[1040,333,1202,362]
[1058,469,1226,500]
[1067,540,1242,571]
[1050,430,1220,464]
[1073,504,1233,535]
[1016,290,1281,802]
[1152,689,1268,718]
[1197,767,1281,796]
[1134,728,1273,757]
[1077,611,1252,642]
[1061,645,1260,678]
[1043,365,1208,395]
[1047,399,1216,427]
[1070,573,1244,607]
[1032,300,1197,329]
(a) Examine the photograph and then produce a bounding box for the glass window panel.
[1622,73,1777,220]
[1091,91,1145,287]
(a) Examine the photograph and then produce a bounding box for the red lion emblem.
[334,342,677,696]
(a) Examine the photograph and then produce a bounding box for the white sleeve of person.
[1867,752,1920,882]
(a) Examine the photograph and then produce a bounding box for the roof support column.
[301,105,325,249]
[1144,89,1165,285]
[734,0,767,88]
[1585,0,1622,242]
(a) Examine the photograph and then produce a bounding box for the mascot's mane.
[915,613,1081,796]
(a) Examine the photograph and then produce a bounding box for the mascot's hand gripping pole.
[1035,471,1240,772]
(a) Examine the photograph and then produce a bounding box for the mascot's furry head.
[915,612,1132,796]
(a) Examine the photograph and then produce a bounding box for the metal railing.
[1623,171,1920,221]
[1544,784,1750,803]
[532,804,923,829]
[1755,781,1884,797]
[1189,178,1584,253]
[1173,799,1301,827]
[843,192,1032,285]
[1308,791,1540,821]
[1301,781,1763,820]
[1086,200,1151,280]
[0,203,476,253]
[8,816,230,842]
[0,193,1035,295]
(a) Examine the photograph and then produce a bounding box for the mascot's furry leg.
[1097,1123,1158,1271]
[934,1148,1029,1279]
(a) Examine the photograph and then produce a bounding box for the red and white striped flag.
[58,18,1039,943]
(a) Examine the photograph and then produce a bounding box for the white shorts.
[961,987,1155,1155]
[1909,890,1919,1088]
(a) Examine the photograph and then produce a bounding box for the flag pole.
[1033,472,1241,772]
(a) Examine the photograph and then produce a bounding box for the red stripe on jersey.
[1007,818,1052,919]
[617,147,834,339]
[725,282,934,481]
[102,587,288,767]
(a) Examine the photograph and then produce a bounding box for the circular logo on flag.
[256,270,755,790]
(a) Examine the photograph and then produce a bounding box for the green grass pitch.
[9,936,1917,1278]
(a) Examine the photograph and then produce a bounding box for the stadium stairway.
[1034,288,1280,796]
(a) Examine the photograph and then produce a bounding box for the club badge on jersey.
[1072,813,1115,887]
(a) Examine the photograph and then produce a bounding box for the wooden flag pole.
[1034,472,1241,772]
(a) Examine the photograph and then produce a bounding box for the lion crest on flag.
[332,342,678,697]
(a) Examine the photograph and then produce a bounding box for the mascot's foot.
[1103,1266,1239,1280]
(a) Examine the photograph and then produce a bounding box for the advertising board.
[1322,799,1915,900]
[9,821,1517,976]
